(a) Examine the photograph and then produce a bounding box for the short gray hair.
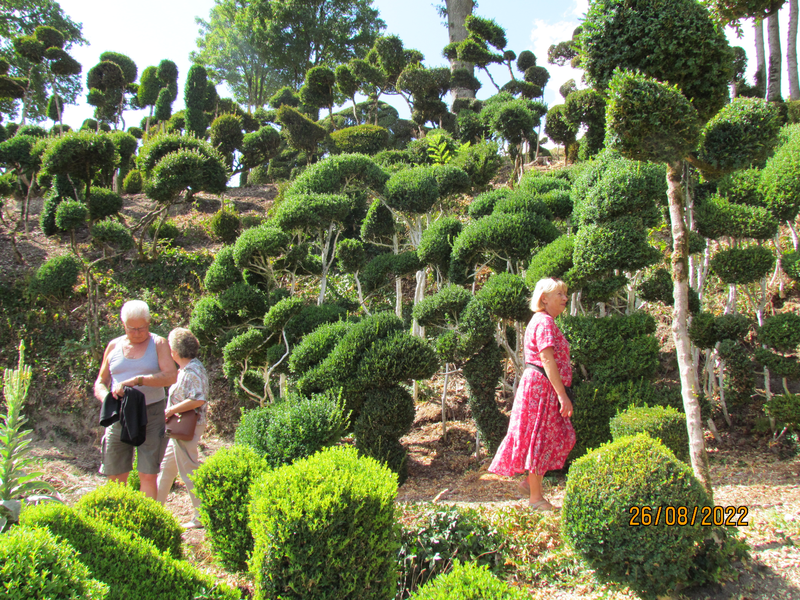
[120,300,150,323]
[168,328,200,359]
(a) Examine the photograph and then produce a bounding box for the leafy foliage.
[192,445,270,573]
[249,446,399,600]
[563,435,741,598]
[234,390,349,468]
[399,505,505,598]
[610,406,689,462]
[0,526,108,600]
[76,483,183,559]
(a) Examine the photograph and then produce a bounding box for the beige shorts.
[100,400,167,476]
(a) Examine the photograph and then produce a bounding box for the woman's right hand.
[558,395,573,418]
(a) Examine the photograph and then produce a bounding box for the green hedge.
[249,446,399,600]
[234,390,349,468]
[610,405,689,462]
[330,124,389,155]
[408,560,526,600]
[558,313,659,384]
[20,504,241,600]
[562,435,740,599]
[710,245,775,285]
[209,208,241,243]
[0,525,109,600]
[76,482,183,559]
[192,445,270,573]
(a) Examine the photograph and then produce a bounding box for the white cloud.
[571,0,589,19]
[529,18,585,107]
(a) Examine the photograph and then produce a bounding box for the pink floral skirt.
[488,370,575,476]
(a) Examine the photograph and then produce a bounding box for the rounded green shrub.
[0,525,109,600]
[385,166,440,214]
[91,219,134,251]
[558,313,659,385]
[209,208,241,243]
[234,390,349,468]
[20,504,241,600]
[192,445,270,573]
[122,169,143,194]
[695,194,778,240]
[353,385,415,482]
[468,188,512,219]
[525,235,573,287]
[399,505,505,597]
[571,216,661,278]
[147,219,180,240]
[758,312,800,353]
[39,196,61,236]
[610,405,689,462]
[330,124,389,155]
[408,560,525,600]
[76,482,183,559]
[249,445,399,600]
[562,435,734,599]
[55,199,88,231]
[34,253,81,298]
[783,250,800,282]
[87,188,123,221]
[710,245,775,284]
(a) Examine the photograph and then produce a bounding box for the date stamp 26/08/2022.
[628,505,749,527]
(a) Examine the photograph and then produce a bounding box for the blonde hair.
[530,278,568,312]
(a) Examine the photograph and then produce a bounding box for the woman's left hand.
[558,396,573,418]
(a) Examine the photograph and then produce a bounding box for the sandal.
[528,499,554,511]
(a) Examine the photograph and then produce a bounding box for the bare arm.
[165,399,205,420]
[94,340,117,401]
[539,346,573,418]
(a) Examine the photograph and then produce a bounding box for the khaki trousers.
[156,420,205,519]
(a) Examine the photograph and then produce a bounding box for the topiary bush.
[86,188,123,222]
[192,445,270,573]
[76,482,183,559]
[209,208,241,243]
[610,405,689,462]
[122,169,143,194]
[407,560,526,600]
[398,504,505,598]
[558,313,659,385]
[0,525,109,600]
[562,435,742,599]
[234,390,349,468]
[20,504,241,600]
[249,445,399,600]
[567,378,684,464]
[330,124,389,155]
[710,245,775,285]
[34,253,81,298]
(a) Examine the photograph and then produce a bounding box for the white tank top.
[108,333,166,405]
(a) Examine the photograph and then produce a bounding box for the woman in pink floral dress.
[488,278,575,511]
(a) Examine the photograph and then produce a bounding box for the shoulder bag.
[165,408,198,441]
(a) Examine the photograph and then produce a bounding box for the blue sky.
[56,0,790,129]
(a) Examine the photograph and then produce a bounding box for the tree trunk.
[445,0,475,104]
[768,12,783,101]
[756,18,767,98]
[789,0,800,100]
[667,161,714,501]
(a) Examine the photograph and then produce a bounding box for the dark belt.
[525,363,576,405]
